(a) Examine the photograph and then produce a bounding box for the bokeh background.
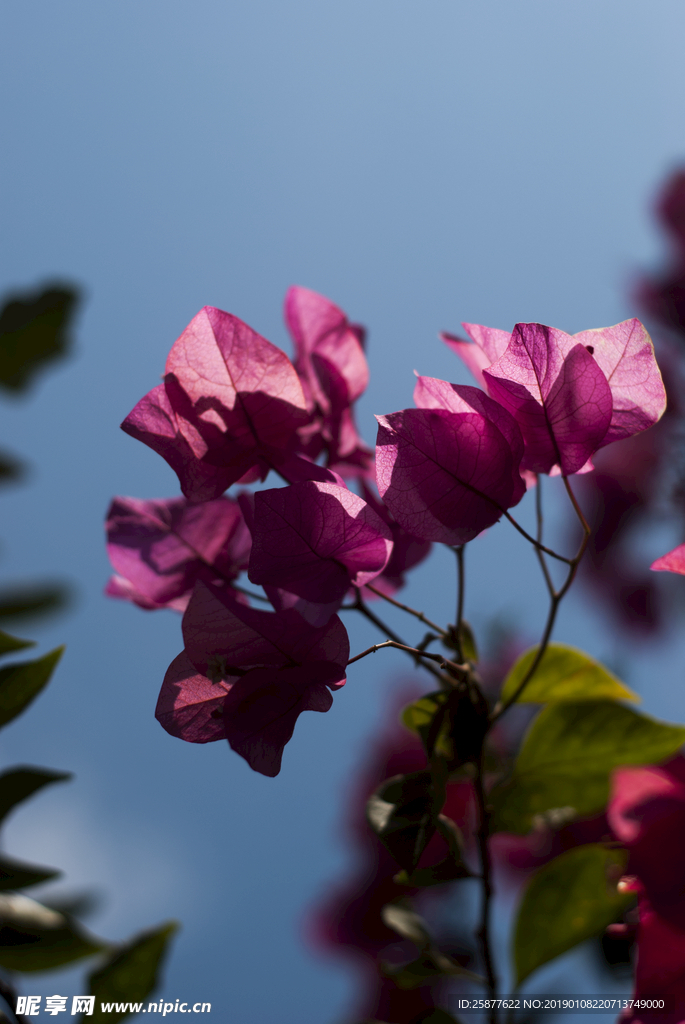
[2,2,685,1020]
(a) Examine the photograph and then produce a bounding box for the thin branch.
[493,474,592,717]
[534,475,556,598]
[503,510,573,564]
[352,592,446,682]
[364,584,446,636]
[491,586,561,718]
[474,751,498,1019]
[347,639,452,668]
[453,545,466,662]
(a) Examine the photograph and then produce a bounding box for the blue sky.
[2,2,685,1020]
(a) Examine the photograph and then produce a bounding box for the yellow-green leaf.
[501,644,637,705]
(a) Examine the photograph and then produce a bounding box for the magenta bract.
[445,319,665,474]
[441,323,511,391]
[651,543,685,575]
[483,325,613,475]
[122,307,308,501]
[358,481,431,595]
[286,285,369,412]
[105,495,250,610]
[285,286,373,476]
[248,481,393,603]
[609,759,685,1023]
[156,581,349,776]
[376,382,525,544]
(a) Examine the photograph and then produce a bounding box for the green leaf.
[0,630,34,657]
[402,685,488,767]
[514,844,633,986]
[0,766,72,827]
[443,622,478,663]
[0,893,103,972]
[402,692,453,760]
[394,816,471,887]
[0,647,63,729]
[0,852,60,891]
[381,903,432,949]
[88,922,179,1023]
[0,283,79,393]
[501,644,637,705]
[490,701,685,834]
[367,773,440,872]
[0,583,71,623]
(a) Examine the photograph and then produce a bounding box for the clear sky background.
[2,2,685,1021]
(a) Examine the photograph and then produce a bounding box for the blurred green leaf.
[0,583,71,623]
[0,284,79,393]
[402,692,452,759]
[381,902,432,950]
[0,893,103,972]
[443,622,478,663]
[0,852,60,891]
[0,450,25,485]
[514,845,633,986]
[40,890,101,920]
[0,647,63,729]
[0,630,34,657]
[367,773,439,872]
[88,922,179,1023]
[501,644,637,705]
[394,816,471,887]
[490,702,685,834]
[0,767,72,827]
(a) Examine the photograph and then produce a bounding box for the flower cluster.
[107,288,665,778]
[608,757,685,1024]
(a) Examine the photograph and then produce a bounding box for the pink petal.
[358,481,431,594]
[462,323,513,364]
[105,574,190,613]
[609,761,685,909]
[573,319,666,445]
[285,286,369,409]
[413,378,525,499]
[182,581,349,684]
[440,332,491,390]
[106,495,250,608]
[155,651,231,743]
[248,482,393,603]
[123,308,309,501]
[222,664,336,777]
[375,403,525,545]
[484,326,612,474]
[651,543,685,575]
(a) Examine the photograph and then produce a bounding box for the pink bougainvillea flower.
[441,324,511,391]
[375,382,525,545]
[105,573,191,613]
[358,481,431,596]
[608,758,685,1023]
[285,286,373,476]
[122,307,309,501]
[651,544,685,576]
[105,495,251,611]
[444,319,666,474]
[483,324,612,475]
[156,581,349,776]
[286,285,369,412]
[248,480,393,604]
